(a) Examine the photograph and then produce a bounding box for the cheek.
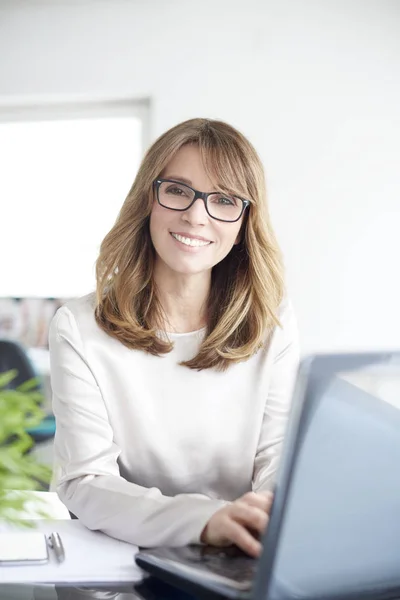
[150,200,162,225]
[149,205,163,250]
[216,222,243,251]
[149,202,180,251]
[150,202,168,236]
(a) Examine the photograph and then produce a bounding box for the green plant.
[0,369,52,525]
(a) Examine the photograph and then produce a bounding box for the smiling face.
[149,144,245,280]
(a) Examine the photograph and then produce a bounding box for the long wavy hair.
[95,118,285,370]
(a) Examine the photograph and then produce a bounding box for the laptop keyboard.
[199,550,257,583]
[151,545,258,586]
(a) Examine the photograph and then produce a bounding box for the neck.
[153,262,211,333]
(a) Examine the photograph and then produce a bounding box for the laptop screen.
[266,359,400,600]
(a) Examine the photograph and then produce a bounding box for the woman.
[49,118,299,558]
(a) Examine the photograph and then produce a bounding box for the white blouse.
[49,293,299,547]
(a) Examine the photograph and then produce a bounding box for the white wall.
[0,0,399,355]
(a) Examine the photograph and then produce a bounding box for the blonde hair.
[95,118,285,370]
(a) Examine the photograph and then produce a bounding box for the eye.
[166,185,188,197]
[211,194,237,206]
[218,197,235,205]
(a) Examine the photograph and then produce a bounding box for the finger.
[252,491,274,515]
[231,504,269,536]
[258,490,274,502]
[240,492,273,514]
[258,491,274,512]
[224,519,262,558]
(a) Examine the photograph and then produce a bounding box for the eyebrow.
[163,175,193,186]
[162,175,241,198]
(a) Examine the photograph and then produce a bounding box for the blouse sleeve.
[252,300,300,492]
[49,307,226,548]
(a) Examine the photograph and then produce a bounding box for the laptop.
[135,352,400,600]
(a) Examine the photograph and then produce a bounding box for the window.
[0,101,148,297]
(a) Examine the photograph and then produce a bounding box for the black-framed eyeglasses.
[153,179,250,223]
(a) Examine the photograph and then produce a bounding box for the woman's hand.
[200,491,273,558]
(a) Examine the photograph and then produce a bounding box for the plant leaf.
[0,368,52,521]
[0,369,18,388]
[17,377,41,392]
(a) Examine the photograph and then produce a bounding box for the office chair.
[0,339,56,444]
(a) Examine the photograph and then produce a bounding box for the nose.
[182,198,208,226]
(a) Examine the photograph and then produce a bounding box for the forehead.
[161,145,217,193]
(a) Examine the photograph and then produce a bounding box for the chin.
[162,256,213,276]
[171,263,211,276]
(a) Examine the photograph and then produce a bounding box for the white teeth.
[171,233,211,247]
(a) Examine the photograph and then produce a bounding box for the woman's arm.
[49,307,226,548]
[252,301,300,492]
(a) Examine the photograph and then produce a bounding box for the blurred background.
[0,0,399,470]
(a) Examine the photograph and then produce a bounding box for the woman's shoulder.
[277,295,296,325]
[49,292,97,340]
[63,292,96,318]
[266,295,299,355]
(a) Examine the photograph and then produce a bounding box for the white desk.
[0,497,142,585]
